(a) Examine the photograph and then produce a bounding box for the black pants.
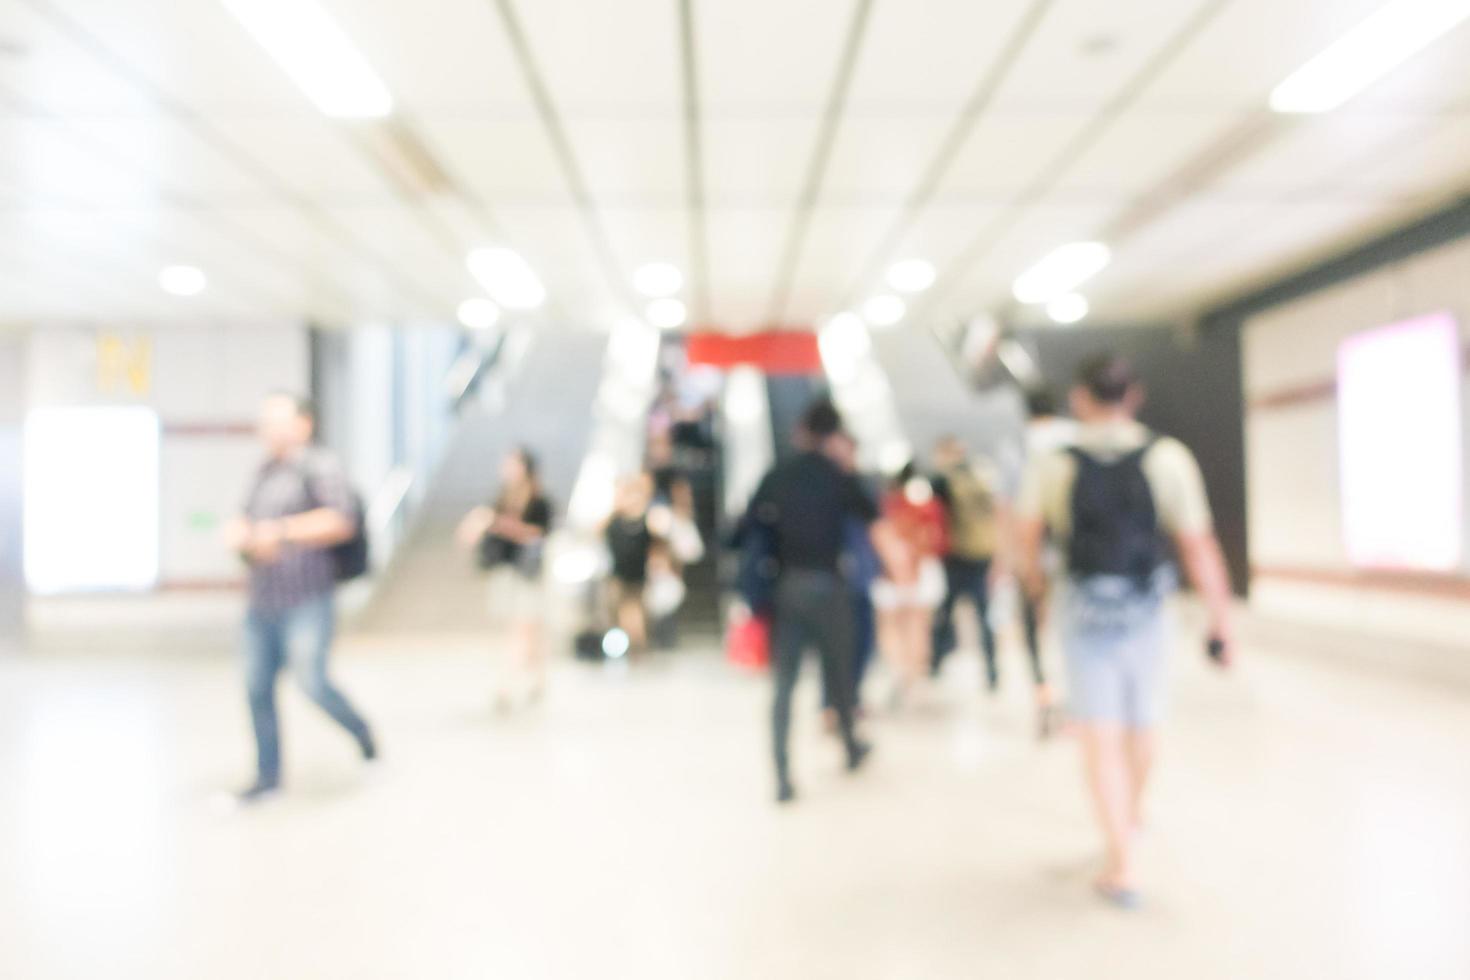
[932,556,998,681]
[772,570,859,783]
[1021,594,1045,686]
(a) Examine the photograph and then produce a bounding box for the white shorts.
[486,566,546,622]
[870,558,946,611]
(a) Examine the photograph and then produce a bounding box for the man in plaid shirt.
[224,393,377,805]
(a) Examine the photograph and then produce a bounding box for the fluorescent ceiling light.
[646,297,687,330]
[1270,0,1470,114]
[158,265,206,296]
[633,262,683,298]
[456,297,500,331]
[1012,242,1110,304]
[1046,293,1089,325]
[466,247,546,310]
[886,259,936,293]
[220,0,393,119]
[862,294,907,328]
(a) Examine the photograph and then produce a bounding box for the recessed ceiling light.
[646,297,687,330]
[1269,0,1470,114]
[1046,293,1089,325]
[1012,242,1110,304]
[158,265,207,297]
[862,294,907,328]
[633,261,683,298]
[456,297,500,331]
[886,259,936,294]
[466,247,546,311]
[220,0,393,119]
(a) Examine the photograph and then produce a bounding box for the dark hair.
[1024,387,1058,419]
[1076,353,1137,405]
[513,445,539,481]
[800,398,844,439]
[269,390,316,422]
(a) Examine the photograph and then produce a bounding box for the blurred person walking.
[820,430,881,729]
[457,447,552,711]
[224,393,376,806]
[745,399,889,804]
[1018,389,1076,734]
[872,462,947,709]
[929,437,1006,692]
[1016,354,1234,908]
[604,473,656,654]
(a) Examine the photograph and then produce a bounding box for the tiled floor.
[1,615,1467,979]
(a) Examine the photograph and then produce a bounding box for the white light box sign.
[1337,312,1463,572]
[24,407,161,593]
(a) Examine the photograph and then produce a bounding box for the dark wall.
[765,374,824,461]
[1015,324,1249,596]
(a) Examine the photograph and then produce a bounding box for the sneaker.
[360,735,379,763]
[233,781,280,808]
[776,781,797,805]
[846,740,872,773]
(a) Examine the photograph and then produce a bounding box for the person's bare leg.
[1125,727,1155,833]
[1079,723,1135,889]
[517,618,545,702]
[905,608,932,694]
[877,606,907,706]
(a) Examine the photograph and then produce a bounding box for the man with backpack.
[223,392,377,806]
[929,436,1006,692]
[1016,354,1234,908]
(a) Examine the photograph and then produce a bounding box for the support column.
[0,331,26,645]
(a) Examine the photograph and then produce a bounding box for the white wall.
[27,322,308,587]
[1242,235,1470,646]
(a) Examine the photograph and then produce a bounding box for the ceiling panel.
[41,0,311,111]
[1052,109,1245,198]
[560,119,684,205]
[514,0,679,114]
[991,0,1218,111]
[418,118,569,203]
[697,0,854,113]
[0,0,154,113]
[63,117,271,199]
[0,118,158,206]
[322,0,530,113]
[705,206,788,329]
[791,202,905,316]
[702,118,816,204]
[1137,0,1388,111]
[598,206,689,282]
[1351,19,1470,113]
[1335,117,1470,197]
[1211,112,1427,198]
[217,120,397,200]
[843,0,1037,112]
[934,113,1090,198]
[945,199,1119,312]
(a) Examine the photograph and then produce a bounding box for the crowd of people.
[222,350,1235,911]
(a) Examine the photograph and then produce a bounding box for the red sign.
[685,330,821,374]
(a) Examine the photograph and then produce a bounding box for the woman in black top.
[457,447,552,710]
[603,472,655,654]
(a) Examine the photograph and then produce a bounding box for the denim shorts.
[1060,574,1173,728]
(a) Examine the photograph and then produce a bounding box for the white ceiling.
[0,0,1466,329]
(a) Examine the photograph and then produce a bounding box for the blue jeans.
[244,593,374,787]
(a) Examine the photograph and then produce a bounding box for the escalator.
[354,328,606,635]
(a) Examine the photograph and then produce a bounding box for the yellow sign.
[97,333,152,396]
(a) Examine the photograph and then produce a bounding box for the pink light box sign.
[1337,311,1463,572]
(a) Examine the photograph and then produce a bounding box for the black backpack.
[300,468,370,583]
[1065,440,1166,587]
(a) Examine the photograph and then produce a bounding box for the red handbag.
[726,614,771,671]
